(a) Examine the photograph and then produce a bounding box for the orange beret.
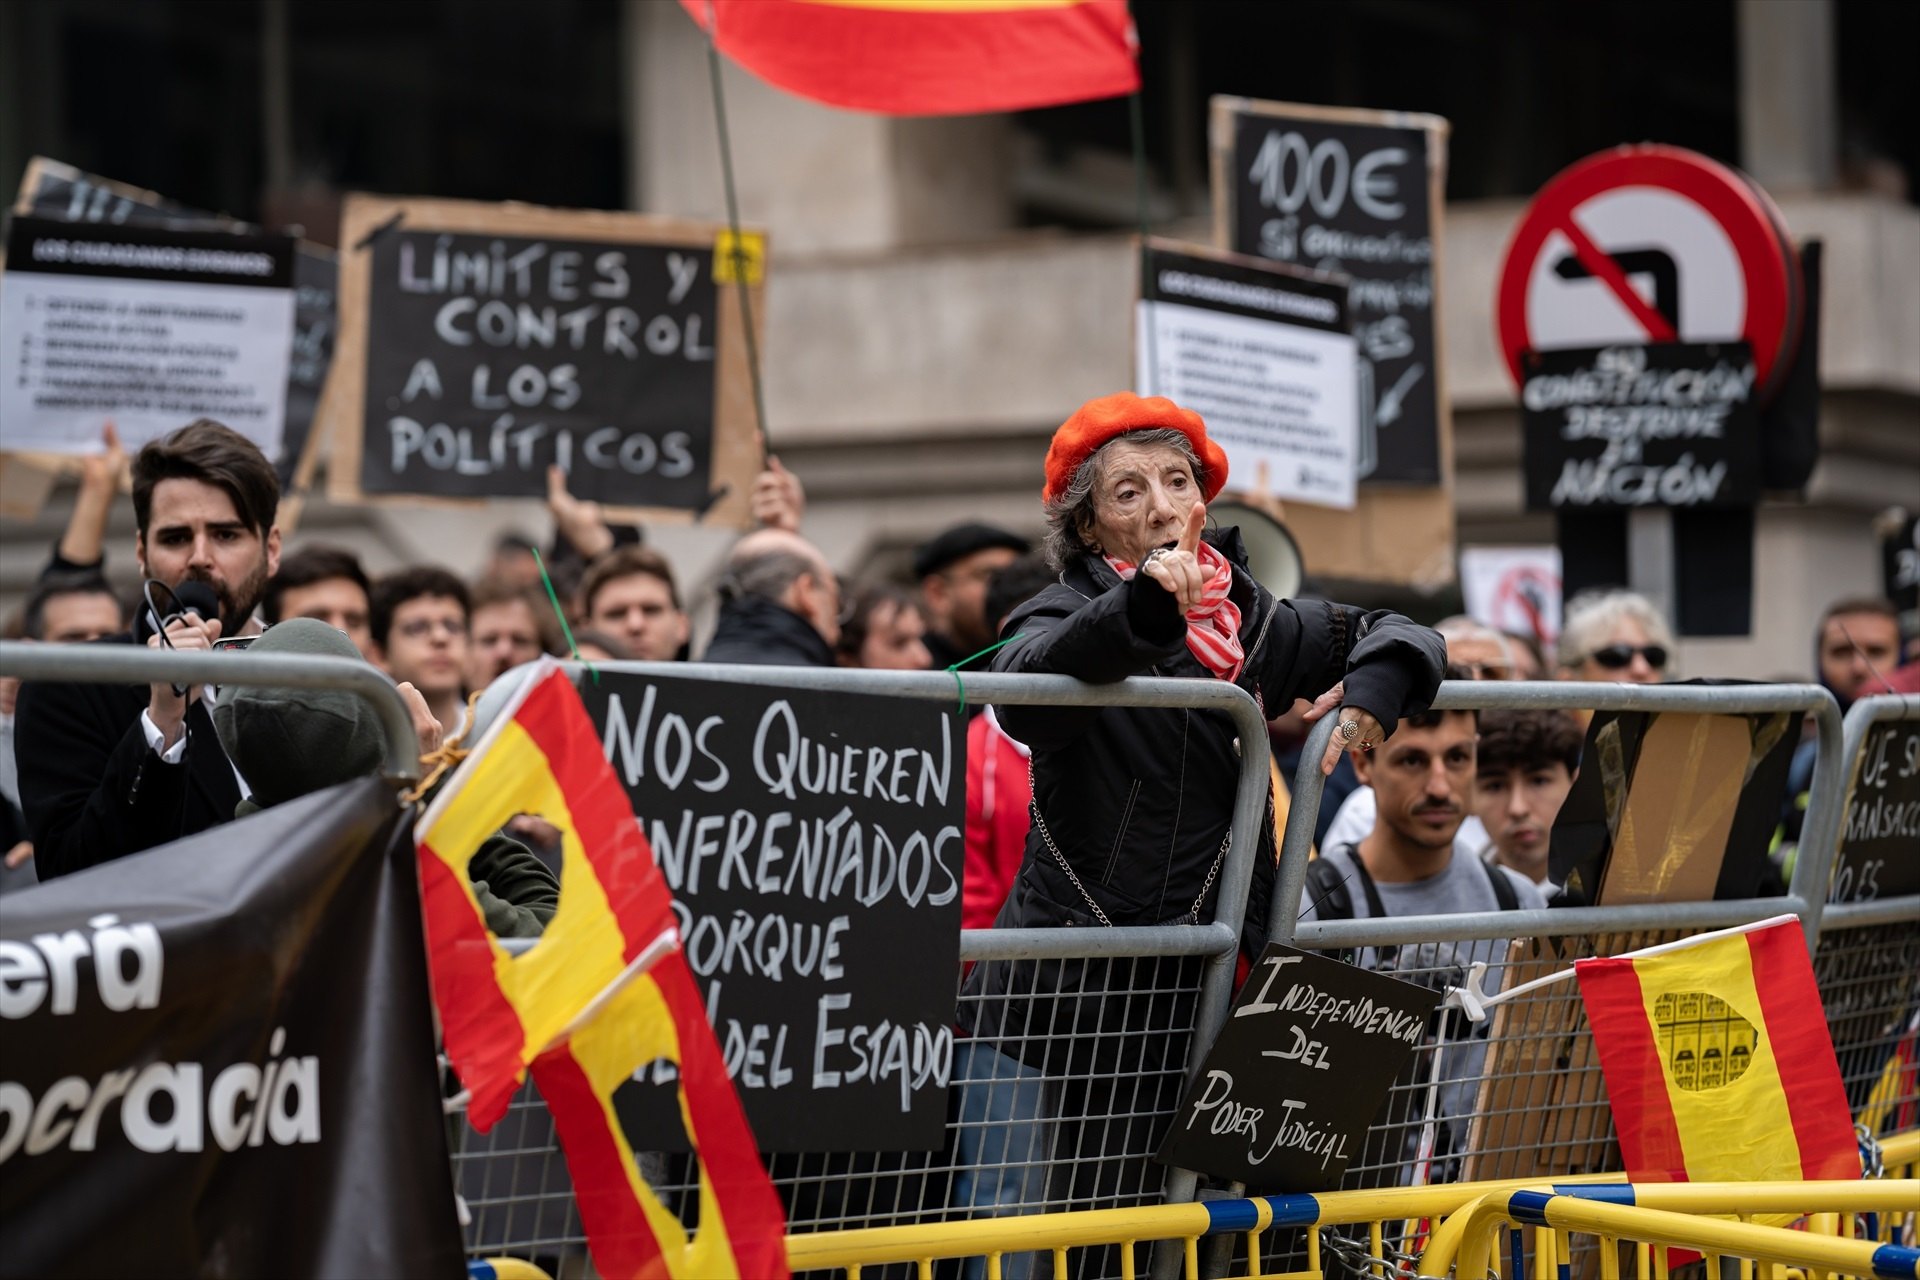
[1042,392,1230,504]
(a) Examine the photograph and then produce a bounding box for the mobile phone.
[210,635,258,652]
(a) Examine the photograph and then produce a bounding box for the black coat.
[700,595,836,667]
[15,634,244,880]
[960,530,1444,1068]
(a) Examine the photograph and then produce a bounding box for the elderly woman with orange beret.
[959,392,1443,1227]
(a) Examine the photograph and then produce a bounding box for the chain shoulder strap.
[1028,759,1229,927]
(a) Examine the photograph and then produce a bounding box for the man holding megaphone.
[17,420,282,880]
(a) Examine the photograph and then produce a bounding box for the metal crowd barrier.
[771,1168,1920,1280]
[0,642,422,780]
[462,660,1273,1265]
[1416,1181,1920,1280]
[10,644,1915,1279]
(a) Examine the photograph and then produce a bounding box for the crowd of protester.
[1,407,1915,1239]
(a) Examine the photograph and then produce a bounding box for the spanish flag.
[531,954,789,1280]
[416,661,677,1129]
[681,0,1139,117]
[417,661,787,1278]
[1576,919,1858,1182]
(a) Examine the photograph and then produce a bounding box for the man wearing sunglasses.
[1556,589,1673,685]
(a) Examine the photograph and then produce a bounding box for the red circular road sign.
[1496,144,1802,397]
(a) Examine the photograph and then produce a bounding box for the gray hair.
[1042,428,1204,569]
[1557,589,1675,670]
[719,549,817,604]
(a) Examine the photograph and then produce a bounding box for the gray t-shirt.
[1300,844,1546,1177]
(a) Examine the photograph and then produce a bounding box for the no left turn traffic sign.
[1496,144,1802,398]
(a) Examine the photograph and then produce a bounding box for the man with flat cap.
[914,522,1031,673]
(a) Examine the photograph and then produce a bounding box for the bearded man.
[16,419,284,878]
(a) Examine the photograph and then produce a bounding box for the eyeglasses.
[1588,643,1668,671]
[395,616,466,640]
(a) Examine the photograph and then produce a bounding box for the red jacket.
[963,706,1030,931]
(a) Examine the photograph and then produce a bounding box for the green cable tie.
[945,636,1016,716]
[532,546,597,685]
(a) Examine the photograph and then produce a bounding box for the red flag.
[682,0,1139,116]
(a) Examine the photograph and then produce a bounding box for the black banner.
[1521,342,1761,511]
[358,229,718,507]
[1228,110,1441,484]
[577,670,963,1152]
[0,779,464,1279]
[1831,719,1920,903]
[1883,512,1919,637]
[1157,944,1436,1191]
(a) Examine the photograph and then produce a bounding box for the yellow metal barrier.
[782,1151,1920,1280]
[783,1171,1642,1278]
[1416,1182,1920,1280]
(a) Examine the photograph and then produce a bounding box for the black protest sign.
[12,156,337,492]
[1831,718,1920,903]
[577,670,964,1152]
[1219,102,1446,486]
[1158,944,1437,1191]
[1521,343,1761,511]
[0,779,464,1278]
[329,195,764,525]
[1883,512,1919,631]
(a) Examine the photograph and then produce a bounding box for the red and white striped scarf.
[1105,541,1245,682]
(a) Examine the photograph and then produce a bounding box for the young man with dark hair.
[1814,596,1900,710]
[16,419,282,878]
[262,544,375,660]
[1299,672,1545,1183]
[578,545,689,663]
[1473,708,1582,888]
[22,576,125,644]
[468,579,558,688]
[371,567,472,734]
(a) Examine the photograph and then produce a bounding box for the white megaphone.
[1208,499,1306,601]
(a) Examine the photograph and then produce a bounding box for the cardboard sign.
[1216,100,1446,486]
[1831,718,1920,903]
[326,195,764,526]
[578,670,964,1152]
[1136,239,1357,509]
[1521,342,1760,511]
[1210,97,1454,587]
[1157,944,1437,1191]
[1549,702,1797,907]
[11,156,337,494]
[0,215,297,460]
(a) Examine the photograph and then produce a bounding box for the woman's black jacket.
[958,528,1444,1068]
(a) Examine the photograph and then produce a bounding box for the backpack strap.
[1304,854,1355,921]
[1481,856,1522,911]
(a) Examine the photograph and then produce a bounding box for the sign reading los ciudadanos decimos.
[578,670,964,1153]
[0,780,463,1278]
[327,195,767,527]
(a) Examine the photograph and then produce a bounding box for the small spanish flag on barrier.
[1576,918,1858,1183]
[417,661,787,1279]
[680,0,1139,117]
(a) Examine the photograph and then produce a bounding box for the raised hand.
[546,464,614,560]
[1140,503,1208,614]
[750,454,805,532]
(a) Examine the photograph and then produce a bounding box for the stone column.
[1738,0,1837,191]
